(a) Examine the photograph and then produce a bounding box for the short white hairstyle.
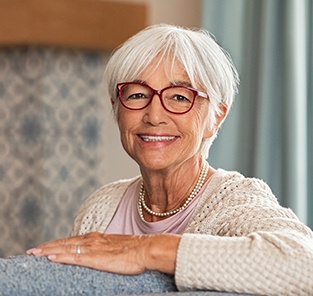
[104,24,239,158]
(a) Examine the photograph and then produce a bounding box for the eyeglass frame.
[116,82,210,115]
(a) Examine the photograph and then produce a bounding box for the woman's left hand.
[26,232,181,275]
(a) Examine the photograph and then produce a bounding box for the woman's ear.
[215,103,228,129]
[204,103,228,139]
[111,98,115,107]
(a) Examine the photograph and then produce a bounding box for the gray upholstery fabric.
[0,255,255,296]
[141,293,253,296]
[0,255,177,295]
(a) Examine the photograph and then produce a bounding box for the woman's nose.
[143,94,167,125]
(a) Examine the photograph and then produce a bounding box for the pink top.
[105,176,213,235]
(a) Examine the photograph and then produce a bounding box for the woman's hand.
[26,232,181,275]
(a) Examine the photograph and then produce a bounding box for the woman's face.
[115,58,217,172]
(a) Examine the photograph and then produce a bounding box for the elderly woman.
[27,24,313,295]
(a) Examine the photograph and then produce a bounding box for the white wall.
[102,0,202,183]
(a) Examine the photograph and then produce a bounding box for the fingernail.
[48,255,57,261]
[27,248,42,255]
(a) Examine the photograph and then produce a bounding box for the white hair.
[104,24,239,158]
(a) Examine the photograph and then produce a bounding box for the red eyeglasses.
[117,82,209,114]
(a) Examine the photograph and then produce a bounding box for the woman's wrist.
[143,234,181,274]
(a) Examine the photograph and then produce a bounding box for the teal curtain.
[202,0,313,227]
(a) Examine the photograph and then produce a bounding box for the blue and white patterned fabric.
[0,46,109,257]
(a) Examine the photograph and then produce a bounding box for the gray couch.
[0,255,254,296]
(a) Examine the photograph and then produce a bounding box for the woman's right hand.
[27,232,181,275]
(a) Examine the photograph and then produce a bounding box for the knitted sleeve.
[176,171,313,295]
[71,177,139,236]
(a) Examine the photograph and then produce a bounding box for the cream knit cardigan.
[72,169,313,295]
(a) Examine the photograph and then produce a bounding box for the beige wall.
[102,0,202,183]
[113,0,201,28]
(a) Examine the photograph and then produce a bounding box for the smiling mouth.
[139,135,177,142]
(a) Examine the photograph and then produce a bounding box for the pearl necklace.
[138,162,209,219]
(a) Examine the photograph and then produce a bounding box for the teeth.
[140,135,175,142]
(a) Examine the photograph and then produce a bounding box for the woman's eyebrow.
[170,80,193,88]
[133,79,145,84]
[131,79,193,88]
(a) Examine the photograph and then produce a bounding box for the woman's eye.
[128,93,147,100]
[172,95,191,102]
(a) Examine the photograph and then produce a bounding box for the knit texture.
[72,169,313,295]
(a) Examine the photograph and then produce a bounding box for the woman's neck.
[139,159,214,221]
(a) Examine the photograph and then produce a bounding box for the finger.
[47,252,84,266]
[27,242,78,257]
[27,233,125,255]
[26,248,43,255]
[37,237,73,249]
[47,252,144,275]
[27,235,84,255]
